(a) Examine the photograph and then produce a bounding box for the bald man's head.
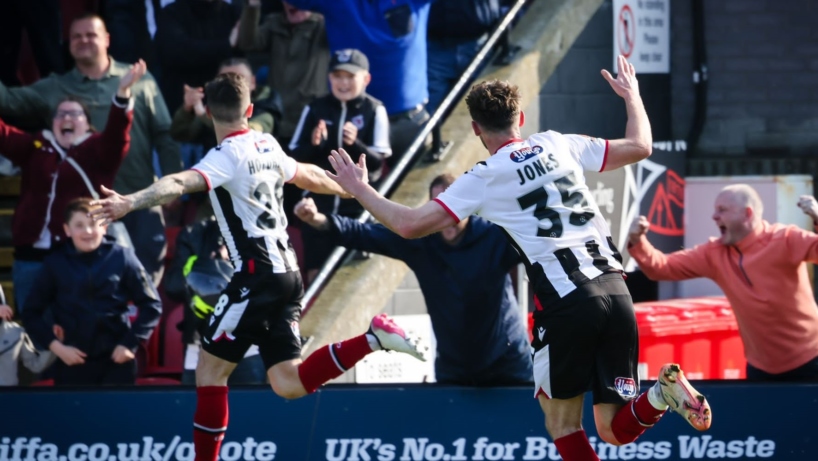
[721,184,764,219]
[712,184,763,245]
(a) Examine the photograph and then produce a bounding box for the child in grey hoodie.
[0,301,54,386]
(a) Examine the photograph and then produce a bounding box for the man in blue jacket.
[295,173,532,385]
[22,198,162,386]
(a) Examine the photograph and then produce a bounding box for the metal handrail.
[301,0,529,312]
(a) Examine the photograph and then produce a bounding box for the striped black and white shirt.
[192,129,299,274]
[434,130,623,306]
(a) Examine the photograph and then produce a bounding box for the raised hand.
[89,185,132,226]
[797,195,818,223]
[312,119,328,146]
[342,121,358,146]
[326,148,369,196]
[117,59,147,99]
[601,55,640,100]
[628,215,650,246]
[183,84,205,112]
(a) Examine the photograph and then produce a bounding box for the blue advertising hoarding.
[1,382,814,460]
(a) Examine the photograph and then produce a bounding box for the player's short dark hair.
[64,197,95,224]
[429,173,456,197]
[205,72,251,124]
[465,80,522,133]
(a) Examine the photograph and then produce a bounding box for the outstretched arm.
[627,216,714,281]
[294,197,420,259]
[291,159,360,198]
[327,148,455,239]
[600,55,652,171]
[90,170,207,225]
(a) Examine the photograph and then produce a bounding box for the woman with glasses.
[0,60,145,313]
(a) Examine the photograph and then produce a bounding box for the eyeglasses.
[54,110,86,119]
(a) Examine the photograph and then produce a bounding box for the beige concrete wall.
[300,0,605,362]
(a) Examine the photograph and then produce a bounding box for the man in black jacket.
[22,198,162,386]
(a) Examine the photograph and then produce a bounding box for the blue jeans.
[426,36,486,115]
[11,259,43,313]
[179,143,205,170]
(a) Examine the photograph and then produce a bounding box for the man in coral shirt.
[628,184,818,381]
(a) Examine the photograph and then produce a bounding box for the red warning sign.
[617,5,635,58]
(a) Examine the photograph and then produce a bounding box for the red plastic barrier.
[635,297,745,380]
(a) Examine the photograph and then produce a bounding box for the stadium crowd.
[2,0,815,392]
[0,0,522,387]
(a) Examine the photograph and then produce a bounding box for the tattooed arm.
[90,170,207,225]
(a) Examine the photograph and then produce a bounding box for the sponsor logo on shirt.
[509,145,543,163]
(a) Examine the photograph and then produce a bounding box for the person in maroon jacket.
[0,59,145,313]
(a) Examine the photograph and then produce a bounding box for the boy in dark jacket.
[22,198,162,386]
[289,48,391,281]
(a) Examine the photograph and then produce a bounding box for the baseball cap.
[330,49,370,73]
